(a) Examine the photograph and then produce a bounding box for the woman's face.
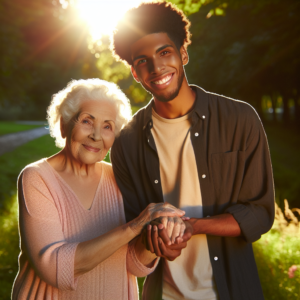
[64,99,117,165]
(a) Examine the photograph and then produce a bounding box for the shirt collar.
[142,84,208,129]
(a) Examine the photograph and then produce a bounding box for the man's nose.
[149,58,164,74]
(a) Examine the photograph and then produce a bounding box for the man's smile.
[152,73,173,85]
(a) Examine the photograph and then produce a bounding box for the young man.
[111,2,274,300]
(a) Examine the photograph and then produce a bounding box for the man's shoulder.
[113,105,147,153]
[117,106,147,138]
[197,87,260,124]
[208,90,257,115]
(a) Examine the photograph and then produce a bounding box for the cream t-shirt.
[151,109,218,300]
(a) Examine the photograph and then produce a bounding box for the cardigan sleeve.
[126,238,159,278]
[18,167,79,291]
[225,109,275,243]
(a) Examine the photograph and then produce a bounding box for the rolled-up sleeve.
[18,168,79,290]
[126,239,159,278]
[225,111,275,243]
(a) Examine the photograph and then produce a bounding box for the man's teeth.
[153,74,172,85]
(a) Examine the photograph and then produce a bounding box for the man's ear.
[131,66,140,83]
[180,47,189,66]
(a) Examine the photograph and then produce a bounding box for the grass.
[0,121,44,136]
[0,134,60,299]
[253,201,300,299]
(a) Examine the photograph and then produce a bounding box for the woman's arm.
[74,202,185,277]
[19,167,185,289]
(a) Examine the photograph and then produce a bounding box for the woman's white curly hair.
[47,78,132,148]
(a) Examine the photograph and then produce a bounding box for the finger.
[168,241,187,251]
[171,220,181,244]
[179,221,186,238]
[161,216,168,229]
[152,225,162,256]
[167,217,174,241]
[147,224,154,253]
[158,238,182,261]
[158,225,171,246]
[181,216,190,221]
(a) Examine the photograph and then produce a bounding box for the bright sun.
[76,0,145,40]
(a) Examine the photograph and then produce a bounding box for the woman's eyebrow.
[105,119,115,124]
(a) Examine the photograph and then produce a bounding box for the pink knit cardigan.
[12,159,157,300]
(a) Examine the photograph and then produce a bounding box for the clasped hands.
[142,216,193,261]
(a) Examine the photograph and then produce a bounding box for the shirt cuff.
[225,204,263,243]
[127,239,160,277]
[57,242,79,290]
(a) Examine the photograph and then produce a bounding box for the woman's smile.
[83,144,101,152]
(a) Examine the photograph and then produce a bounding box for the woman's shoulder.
[19,158,55,185]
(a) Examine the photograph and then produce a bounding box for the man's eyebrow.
[132,44,174,63]
[156,44,174,53]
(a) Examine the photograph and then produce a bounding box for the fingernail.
[147,225,151,230]
[153,226,157,231]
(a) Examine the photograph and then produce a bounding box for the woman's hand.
[129,202,185,236]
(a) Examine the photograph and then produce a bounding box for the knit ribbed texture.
[12,159,156,300]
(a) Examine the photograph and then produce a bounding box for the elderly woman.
[12,79,185,299]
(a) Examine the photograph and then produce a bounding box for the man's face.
[130,33,188,102]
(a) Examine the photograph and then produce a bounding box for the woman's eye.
[82,119,91,125]
[104,124,111,130]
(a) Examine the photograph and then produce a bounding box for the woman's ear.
[131,66,140,83]
[180,47,189,66]
[60,117,66,138]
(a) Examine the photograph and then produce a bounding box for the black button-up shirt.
[111,85,275,300]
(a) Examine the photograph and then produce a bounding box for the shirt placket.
[144,120,164,204]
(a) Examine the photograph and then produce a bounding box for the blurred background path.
[0,127,49,156]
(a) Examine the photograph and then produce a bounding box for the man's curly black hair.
[112,1,191,66]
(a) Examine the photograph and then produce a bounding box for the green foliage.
[253,201,300,299]
[264,123,300,209]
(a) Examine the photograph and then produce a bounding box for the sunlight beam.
[76,0,145,40]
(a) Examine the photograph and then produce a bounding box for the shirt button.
[207,215,210,218]
[202,115,206,119]
[214,256,218,261]
[195,132,199,137]
[202,174,206,178]
[148,139,150,143]
[154,180,159,184]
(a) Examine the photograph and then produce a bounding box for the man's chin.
[153,89,180,103]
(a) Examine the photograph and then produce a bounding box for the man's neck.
[153,79,196,119]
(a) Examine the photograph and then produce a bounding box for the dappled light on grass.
[253,200,300,299]
[0,194,19,299]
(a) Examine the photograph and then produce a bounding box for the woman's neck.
[47,149,99,178]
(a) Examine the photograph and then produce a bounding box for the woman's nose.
[90,127,102,141]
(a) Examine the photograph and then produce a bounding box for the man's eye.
[137,59,146,65]
[161,50,169,56]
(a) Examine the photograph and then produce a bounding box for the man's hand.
[150,216,186,244]
[142,219,194,261]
